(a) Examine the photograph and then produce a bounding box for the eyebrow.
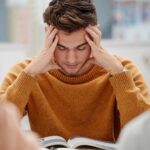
[57,42,88,49]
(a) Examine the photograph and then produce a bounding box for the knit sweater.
[0,56,150,141]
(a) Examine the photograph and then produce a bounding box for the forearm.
[0,102,39,150]
[110,71,150,127]
[24,62,38,77]
[0,71,36,115]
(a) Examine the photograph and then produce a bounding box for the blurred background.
[0,0,150,85]
[0,0,150,128]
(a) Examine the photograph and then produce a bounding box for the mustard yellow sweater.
[0,56,150,141]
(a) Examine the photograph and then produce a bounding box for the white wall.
[0,43,27,83]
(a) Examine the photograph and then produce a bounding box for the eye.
[77,46,86,51]
[57,46,67,51]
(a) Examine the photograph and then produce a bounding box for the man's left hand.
[85,25,124,75]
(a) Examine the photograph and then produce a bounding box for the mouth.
[65,64,78,69]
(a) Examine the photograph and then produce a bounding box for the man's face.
[54,29,92,76]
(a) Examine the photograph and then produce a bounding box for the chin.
[59,66,81,76]
[58,63,87,76]
[62,69,80,76]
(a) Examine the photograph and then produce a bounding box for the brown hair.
[43,0,97,32]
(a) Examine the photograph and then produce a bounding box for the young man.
[0,0,150,141]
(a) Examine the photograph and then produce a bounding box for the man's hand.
[0,102,39,150]
[24,25,60,77]
[85,25,124,75]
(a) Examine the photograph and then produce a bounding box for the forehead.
[57,29,87,47]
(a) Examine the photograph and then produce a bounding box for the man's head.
[43,0,98,76]
[54,29,92,76]
[43,0,97,32]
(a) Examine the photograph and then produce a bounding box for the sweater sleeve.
[109,57,150,129]
[0,59,35,116]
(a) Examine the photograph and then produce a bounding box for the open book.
[40,136,117,150]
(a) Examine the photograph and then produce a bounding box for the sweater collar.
[49,65,107,84]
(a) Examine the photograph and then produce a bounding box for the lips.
[65,64,78,69]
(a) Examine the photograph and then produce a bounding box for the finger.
[85,35,97,55]
[90,52,94,58]
[46,25,55,38]
[48,35,59,55]
[86,26,98,37]
[89,25,101,37]
[78,57,95,75]
[86,57,95,65]
[43,30,58,53]
[50,63,61,70]
[86,56,100,67]
[85,27,100,46]
[47,28,58,46]
[84,58,94,69]
[43,63,61,72]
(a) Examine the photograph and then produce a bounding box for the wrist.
[110,64,125,76]
[24,67,36,77]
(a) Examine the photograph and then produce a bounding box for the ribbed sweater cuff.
[9,71,36,96]
[109,71,136,93]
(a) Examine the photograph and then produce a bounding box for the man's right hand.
[24,25,60,77]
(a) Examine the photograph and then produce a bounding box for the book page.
[68,137,116,150]
[40,136,69,148]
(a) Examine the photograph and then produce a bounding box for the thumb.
[46,63,61,71]
[51,63,61,70]
[77,57,95,75]
[86,57,95,65]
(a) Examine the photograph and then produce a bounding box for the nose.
[66,50,77,64]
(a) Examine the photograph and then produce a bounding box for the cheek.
[54,50,65,62]
[78,53,89,62]
[80,49,91,60]
[54,50,60,62]
[54,49,58,58]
